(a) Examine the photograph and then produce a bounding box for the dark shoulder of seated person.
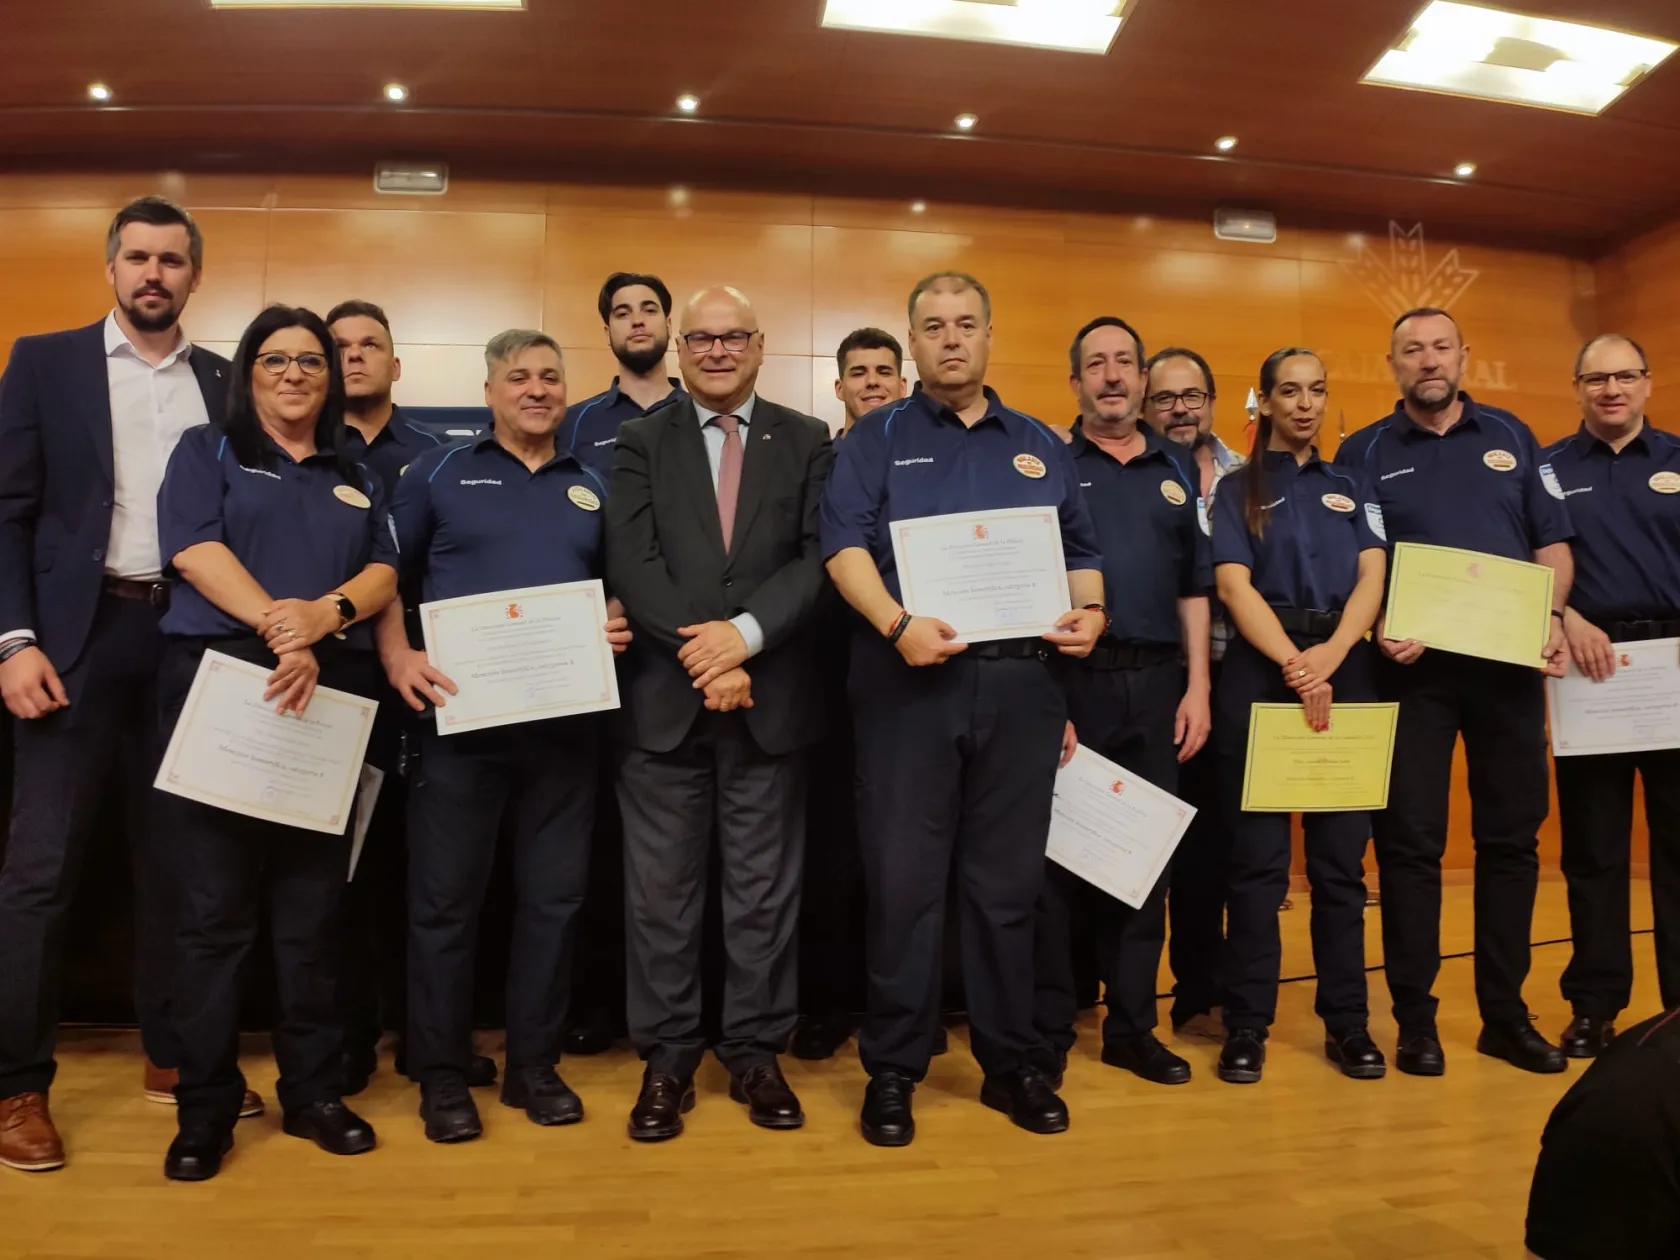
[1526,1008,1680,1260]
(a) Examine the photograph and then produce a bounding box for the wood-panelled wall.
[1597,218,1680,380]
[0,172,1613,870]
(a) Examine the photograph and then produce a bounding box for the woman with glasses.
[1209,347,1388,1085]
[153,304,398,1180]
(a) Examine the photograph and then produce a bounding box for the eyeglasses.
[1577,369,1649,392]
[1148,389,1212,412]
[682,330,755,355]
[256,352,329,376]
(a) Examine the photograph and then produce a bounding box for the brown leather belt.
[103,576,170,608]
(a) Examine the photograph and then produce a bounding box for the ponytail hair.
[1242,347,1320,539]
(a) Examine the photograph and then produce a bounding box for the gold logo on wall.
[1344,223,1480,317]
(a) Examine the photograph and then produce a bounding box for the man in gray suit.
[606,285,834,1142]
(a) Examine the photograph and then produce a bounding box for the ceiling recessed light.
[384,83,409,102]
[210,1,525,8]
[1361,1,1677,115]
[1215,135,1238,152]
[87,83,113,102]
[821,0,1125,55]
[675,94,700,115]
[954,113,978,131]
[1454,161,1478,178]
[910,200,928,214]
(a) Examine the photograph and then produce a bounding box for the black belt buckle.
[146,581,170,610]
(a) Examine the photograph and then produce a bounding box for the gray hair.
[106,195,204,272]
[484,328,564,376]
[908,271,991,324]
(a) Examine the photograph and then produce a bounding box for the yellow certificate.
[1240,703,1400,813]
[1384,542,1553,669]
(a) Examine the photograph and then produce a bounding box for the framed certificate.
[1240,702,1400,813]
[889,507,1070,643]
[1549,637,1680,756]
[1047,744,1197,910]
[154,650,378,836]
[420,579,620,736]
[1384,541,1554,669]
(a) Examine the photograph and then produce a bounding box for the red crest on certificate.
[1110,780,1125,795]
[973,525,989,541]
[506,603,523,620]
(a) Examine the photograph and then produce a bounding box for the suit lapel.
[668,401,726,556]
[76,323,116,487]
[728,402,782,561]
[188,348,228,423]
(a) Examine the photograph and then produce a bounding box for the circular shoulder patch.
[333,484,371,509]
[1651,471,1680,495]
[1160,480,1187,506]
[1014,453,1047,479]
[1483,448,1517,472]
[1321,493,1355,513]
[568,484,602,512]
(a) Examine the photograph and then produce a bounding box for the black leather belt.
[103,576,170,608]
[969,637,1051,661]
[1605,617,1680,642]
[1272,607,1340,638]
[1082,639,1181,671]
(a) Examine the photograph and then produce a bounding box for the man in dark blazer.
[606,285,833,1142]
[0,197,254,1174]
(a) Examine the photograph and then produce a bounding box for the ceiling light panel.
[1361,1,1676,115]
[821,0,1125,55]
[209,1,524,9]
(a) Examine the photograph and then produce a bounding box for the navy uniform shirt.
[820,384,1102,601]
[1335,392,1572,562]
[564,376,686,480]
[342,404,447,499]
[1070,420,1211,645]
[158,425,397,647]
[389,433,608,604]
[1212,449,1384,612]
[1544,422,1680,624]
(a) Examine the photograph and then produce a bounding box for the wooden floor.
[2,876,1661,1260]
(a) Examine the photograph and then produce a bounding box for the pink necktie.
[713,413,742,551]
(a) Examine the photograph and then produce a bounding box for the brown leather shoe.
[728,1061,805,1130]
[0,1093,65,1172]
[628,1068,695,1143]
[143,1060,265,1119]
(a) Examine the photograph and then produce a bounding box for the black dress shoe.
[501,1066,584,1126]
[283,1100,377,1156]
[790,1014,854,1061]
[628,1069,695,1143]
[1559,1014,1616,1059]
[1029,1047,1068,1092]
[861,1072,915,1147]
[729,1062,805,1130]
[420,1073,483,1144]
[1325,1027,1387,1080]
[1217,1028,1267,1084]
[980,1069,1069,1135]
[563,1011,616,1057]
[1478,1021,1567,1074]
[1102,1033,1192,1085]
[1395,1031,1446,1077]
[396,1040,498,1088]
[164,1123,233,1181]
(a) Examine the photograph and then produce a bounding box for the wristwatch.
[328,592,357,631]
[1083,602,1112,637]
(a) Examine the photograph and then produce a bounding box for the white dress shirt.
[692,394,764,658]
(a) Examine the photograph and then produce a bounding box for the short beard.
[1405,378,1459,414]
[120,294,182,334]
[615,338,669,377]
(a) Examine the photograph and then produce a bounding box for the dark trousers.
[338,704,409,1063]
[406,719,597,1079]
[1217,636,1373,1036]
[1374,652,1548,1031]
[1557,749,1680,1019]
[853,637,1065,1082]
[0,593,178,1099]
[1168,661,1227,1025]
[1034,658,1183,1049]
[619,712,805,1080]
[159,637,366,1128]
[799,681,865,1020]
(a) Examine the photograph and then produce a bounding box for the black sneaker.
[420,1072,483,1143]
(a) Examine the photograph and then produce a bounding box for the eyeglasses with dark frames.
[1148,389,1212,412]
[682,330,756,355]
[255,352,330,377]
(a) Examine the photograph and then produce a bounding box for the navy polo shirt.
[1544,422,1680,624]
[389,433,608,604]
[820,384,1102,601]
[342,404,448,499]
[1070,421,1211,645]
[564,376,686,479]
[1335,393,1572,562]
[158,425,397,647]
[1212,450,1384,613]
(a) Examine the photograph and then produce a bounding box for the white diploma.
[1548,637,1680,757]
[420,579,620,736]
[889,507,1071,643]
[1047,744,1197,910]
[154,650,377,836]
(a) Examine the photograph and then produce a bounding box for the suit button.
[723,578,733,588]
[102,498,113,508]
[91,548,104,562]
